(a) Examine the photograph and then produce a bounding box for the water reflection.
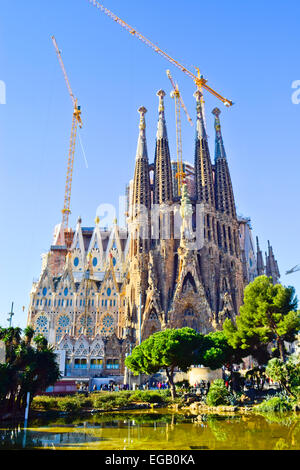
[0,410,299,450]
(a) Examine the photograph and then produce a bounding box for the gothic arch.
[182,272,197,294]
[141,307,161,340]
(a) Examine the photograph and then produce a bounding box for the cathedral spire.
[194,90,215,205]
[256,236,265,275]
[153,90,173,205]
[130,107,151,256]
[132,106,151,215]
[136,106,148,161]
[212,108,236,218]
[156,89,168,140]
[195,90,207,140]
[212,107,227,161]
[265,240,280,284]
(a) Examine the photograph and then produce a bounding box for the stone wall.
[188,367,222,384]
[174,367,222,385]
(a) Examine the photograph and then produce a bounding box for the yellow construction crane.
[166,69,193,196]
[86,0,233,107]
[51,35,82,229]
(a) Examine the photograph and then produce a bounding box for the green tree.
[223,276,299,362]
[0,327,60,416]
[265,357,300,398]
[202,330,247,392]
[125,328,205,399]
[202,330,245,369]
[125,328,245,399]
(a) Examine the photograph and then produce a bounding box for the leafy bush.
[100,400,118,411]
[90,392,129,409]
[255,394,293,413]
[91,393,118,408]
[75,396,93,408]
[57,397,80,413]
[32,396,58,411]
[266,357,300,398]
[113,396,131,407]
[160,389,171,400]
[32,389,171,413]
[129,390,169,404]
[205,379,233,407]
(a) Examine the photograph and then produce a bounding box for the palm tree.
[23,326,35,346]
[0,327,60,416]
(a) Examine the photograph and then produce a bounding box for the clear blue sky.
[1,0,300,328]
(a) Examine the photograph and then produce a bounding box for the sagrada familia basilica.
[27,90,280,379]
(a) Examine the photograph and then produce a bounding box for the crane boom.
[52,35,82,229]
[286,265,300,275]
[87,0,233,107]
[51,36,76,109]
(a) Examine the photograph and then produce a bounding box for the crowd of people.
[92,383,129,392]
[90,381,171,392]
[87,374,279,394]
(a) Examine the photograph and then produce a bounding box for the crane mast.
[51,35,82,229]
[87,0,233,107]
[166,69,193,196]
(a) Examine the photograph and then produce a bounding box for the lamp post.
[125,343,132,389]
[138,291,142,346]
[7,302,14,327]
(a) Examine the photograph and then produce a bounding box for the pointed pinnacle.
[157,89,166,112]
[138,106,147,130]
[212,107,221,118]
[193,89,202,102]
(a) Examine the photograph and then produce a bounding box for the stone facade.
[27,89,280,379]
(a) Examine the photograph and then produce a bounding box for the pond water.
[0,409,300,450]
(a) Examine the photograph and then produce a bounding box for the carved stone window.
[184,308,194,317]
[149,310,158,321]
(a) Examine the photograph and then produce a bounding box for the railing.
[106,364,120,370]
[65,365,120,377]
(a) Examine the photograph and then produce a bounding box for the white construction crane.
[286,265,300,275]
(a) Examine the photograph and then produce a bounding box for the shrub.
[111,396,130,408]
[129,390,168,404]
[75,396,93,408]
[32,389,171,413]
[160,389,171,400]
[205,379,233,407]
[266,357,300,398]
[255,395,293,413]
[57,397,80,413]
[99,400,117,411]
[91,393,117,408]
[32,396,58,411]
